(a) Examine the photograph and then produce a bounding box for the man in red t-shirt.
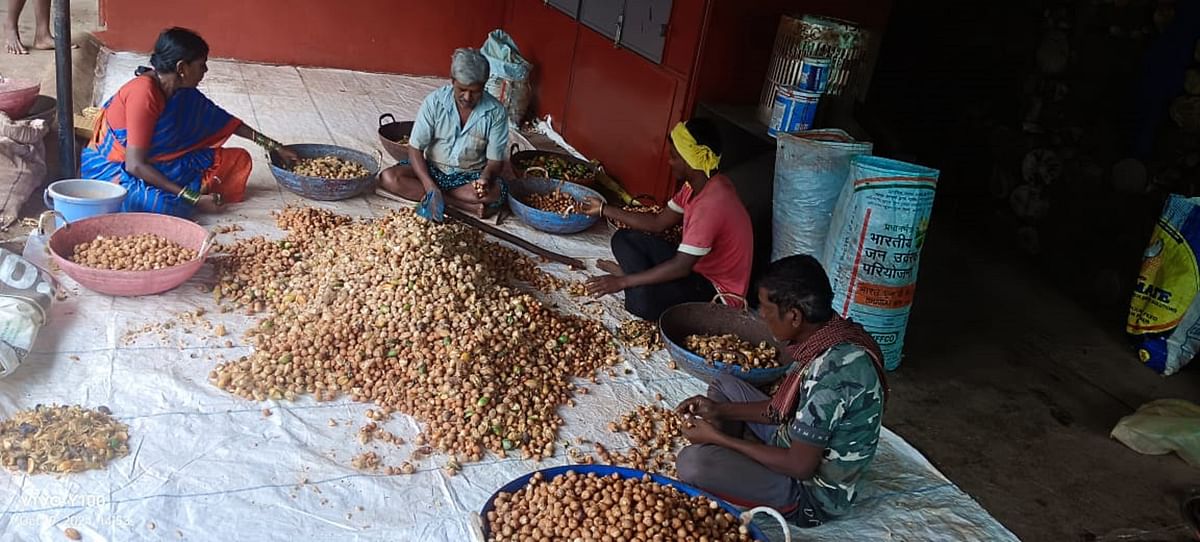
[580,118,754,320]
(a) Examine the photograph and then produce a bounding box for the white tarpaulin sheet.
[0,53,1017,542]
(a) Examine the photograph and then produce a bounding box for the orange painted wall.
[95,0,506,76]
[501,1,579,132]
[563,29,683,202]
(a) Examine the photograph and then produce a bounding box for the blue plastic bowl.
[659,302,792,386]
[269,143,380,202]
[479,464,770,540]
[508,177,605,234]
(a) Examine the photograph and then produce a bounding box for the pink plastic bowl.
[48,213,215,297]
[0,78,41,119]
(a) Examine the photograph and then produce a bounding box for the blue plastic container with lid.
[768,86,822,138]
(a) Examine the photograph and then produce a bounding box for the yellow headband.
[670,122,720,177]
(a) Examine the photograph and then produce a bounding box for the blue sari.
[80,85,241,217]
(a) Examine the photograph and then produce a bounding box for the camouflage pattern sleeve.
[782,344,886,517]
[785,345,858,446]
[786,379,842,447]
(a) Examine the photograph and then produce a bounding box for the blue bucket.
[43,179,127,228]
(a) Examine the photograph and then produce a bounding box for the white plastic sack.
[0,245,55,378]
[772,129,873,262]
[481,29,533,124]
[0,112,49,229]
[823,156,940,370]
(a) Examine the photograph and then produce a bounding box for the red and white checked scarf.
[766,315,888,424]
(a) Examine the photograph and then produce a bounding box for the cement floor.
[894,222,1200,542]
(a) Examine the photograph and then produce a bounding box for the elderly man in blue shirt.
[378,48,509,219]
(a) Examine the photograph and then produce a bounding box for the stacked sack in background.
[823,157,940,371]
[773,131,940,370]
[771,129,873,263]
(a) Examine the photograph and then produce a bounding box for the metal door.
[620,0,672,63]
[579,0,624,41]
[546,0,580,18]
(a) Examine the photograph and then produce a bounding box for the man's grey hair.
[451,48,490,86]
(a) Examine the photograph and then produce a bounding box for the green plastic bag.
[1111,399,1200,468]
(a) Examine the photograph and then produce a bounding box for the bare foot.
[6,30,27,55]
[447,199,488,219]
[597,259,624,276]
[32,35,76,50]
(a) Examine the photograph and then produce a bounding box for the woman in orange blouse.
[81,27,297,217]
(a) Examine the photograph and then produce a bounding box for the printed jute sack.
[823,156,939,370]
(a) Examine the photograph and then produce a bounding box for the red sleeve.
[668,184,690,214]
[679,202,717,257]
[120,77,165,149]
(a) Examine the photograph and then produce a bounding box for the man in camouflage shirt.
[675,255,887,526]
